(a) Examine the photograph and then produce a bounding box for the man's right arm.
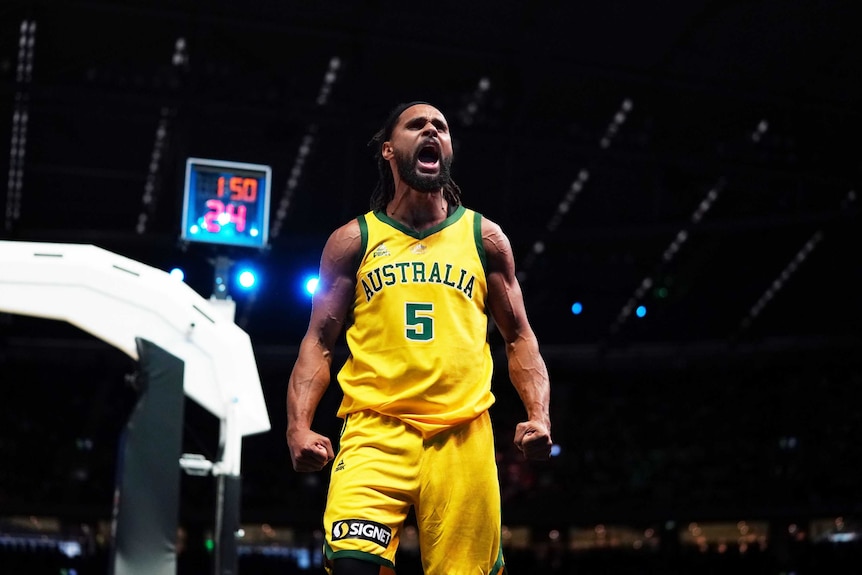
[286,219,361,472]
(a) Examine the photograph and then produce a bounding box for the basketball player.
[286,101,552,575]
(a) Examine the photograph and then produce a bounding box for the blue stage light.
[235,267,258,290]
[305,276,319,296]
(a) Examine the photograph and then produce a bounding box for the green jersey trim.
[357,214,369,273]
[372,204,467,240]
[473,210,487,275]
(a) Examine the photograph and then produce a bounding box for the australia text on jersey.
[360,260,477,302]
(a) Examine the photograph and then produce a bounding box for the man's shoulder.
[333,215,364,234]
[325,218,363,255]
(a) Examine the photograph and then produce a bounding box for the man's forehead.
[397,104,445,125]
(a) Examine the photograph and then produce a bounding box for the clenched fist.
[513,420,552,460]
[287,428,335,472]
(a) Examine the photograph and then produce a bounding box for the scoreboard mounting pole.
[179,158,273,573]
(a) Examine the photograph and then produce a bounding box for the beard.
[394,148,453,192]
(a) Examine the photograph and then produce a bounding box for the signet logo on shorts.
[331,519,392,548]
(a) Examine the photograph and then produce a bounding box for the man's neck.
[386,188,449,232]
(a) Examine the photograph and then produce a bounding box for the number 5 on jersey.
[405,302,434,341]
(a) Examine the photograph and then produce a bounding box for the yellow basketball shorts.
[322,409,506,575]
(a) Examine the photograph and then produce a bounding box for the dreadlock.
[368,101,463,212]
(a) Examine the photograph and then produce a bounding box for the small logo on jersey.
[411,242,427,254]
[334,459,345,472]
[331,519,392,548]
[372,244,390,258]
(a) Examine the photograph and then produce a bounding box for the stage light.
[550,444,561,457]
[571,302,583,315]
[169,267,184,281]
[233,266,259,291]
[636,305,647,318]
[238,270,256,288]
[305,276,319,296]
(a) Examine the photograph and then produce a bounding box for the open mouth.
[416,144,440,172]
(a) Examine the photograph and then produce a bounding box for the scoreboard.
[181,157,272,249]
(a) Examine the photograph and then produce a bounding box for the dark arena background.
[1,1,861,574]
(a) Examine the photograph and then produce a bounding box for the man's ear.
[381,142,394,160]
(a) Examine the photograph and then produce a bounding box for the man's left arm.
[482,217,552,460]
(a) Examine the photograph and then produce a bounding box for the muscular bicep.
[305,221,361,348]
[483,219,533,344]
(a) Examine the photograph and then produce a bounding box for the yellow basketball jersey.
[336,205,496,437]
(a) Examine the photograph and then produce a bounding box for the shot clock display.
[181,157,272,249]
